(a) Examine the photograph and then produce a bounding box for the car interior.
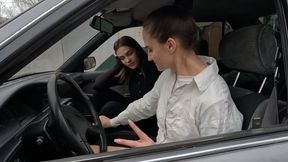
[219,24,279,129]
[1,0,287,161]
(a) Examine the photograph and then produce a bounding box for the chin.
[129,65,137,69]
[156,64,169,71]
[156,66,165,71]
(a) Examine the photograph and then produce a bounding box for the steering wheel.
[47,72,107,154]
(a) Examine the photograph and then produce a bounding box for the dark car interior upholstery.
[196,40,209,56]
[219,24,278,129]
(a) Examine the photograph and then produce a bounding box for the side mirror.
[90,16,113,34]
[84,57,96,70]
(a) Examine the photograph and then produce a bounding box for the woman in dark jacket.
[93,36,160,138]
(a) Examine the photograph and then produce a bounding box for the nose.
[124,57,131,63]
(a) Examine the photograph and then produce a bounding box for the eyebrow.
[144,46,150,51]
[124,49,132,55]
[117,49,132,57]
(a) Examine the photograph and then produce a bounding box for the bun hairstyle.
[143,5,197,51]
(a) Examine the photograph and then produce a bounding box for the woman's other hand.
[114,120,155,148]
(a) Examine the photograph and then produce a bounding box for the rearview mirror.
[90,16,114,34]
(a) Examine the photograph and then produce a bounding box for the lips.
[128,62,135,67]
[128,62,138,69]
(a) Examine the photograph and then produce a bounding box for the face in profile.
[142,29,172,71]
[115,46,139,69]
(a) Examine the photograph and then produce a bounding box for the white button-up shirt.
[111,56,243,144]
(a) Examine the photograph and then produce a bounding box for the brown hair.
[143,6,197,51]
[114,36,148,83]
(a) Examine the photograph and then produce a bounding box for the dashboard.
[0,71,130,161]
[0,72,88,161]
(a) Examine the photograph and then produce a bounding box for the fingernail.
[114,139,120,143]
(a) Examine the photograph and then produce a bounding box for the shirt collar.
[193,56,219,92]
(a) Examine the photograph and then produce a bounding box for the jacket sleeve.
[198,92,243,136]
[110,71,165,127]
[93,61,122,90]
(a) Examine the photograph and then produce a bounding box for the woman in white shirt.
[99,5,243,148]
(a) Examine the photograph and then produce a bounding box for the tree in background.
[0,0,40,25]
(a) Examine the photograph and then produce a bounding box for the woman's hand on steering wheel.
[99,115,112,128]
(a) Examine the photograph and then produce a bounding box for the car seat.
[196,39,209,56]
[219,24,278,130]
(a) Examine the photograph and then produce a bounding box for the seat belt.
[251,46,280,128]
[261,45,280,127]
[261,85,279,127]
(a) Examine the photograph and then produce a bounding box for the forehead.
[143,30,161,49]
[143,30,155,46]
[116,46,132,56]
[142,29,150,42]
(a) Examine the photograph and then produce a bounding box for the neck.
[173,49,207,76]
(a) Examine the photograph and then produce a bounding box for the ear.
[166,37,177,54]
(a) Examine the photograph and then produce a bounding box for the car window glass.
[12,17,99,78]
[85,26,144,72]
[259,14,278,27]
[0,0,42,26]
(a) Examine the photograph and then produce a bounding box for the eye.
[118,56,125,60]
[144,46,152,53]
[126,50,133,56]
[147,48,152,53]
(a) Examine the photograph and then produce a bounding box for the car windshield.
[0,0,42,26]
[10,18,100,80]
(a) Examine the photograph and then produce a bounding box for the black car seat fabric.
[219,24,277,129]
[220,23,276,95]
[220,25,276,75]
[196,40,209,56]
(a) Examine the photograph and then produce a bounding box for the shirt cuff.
[110,117,121,127]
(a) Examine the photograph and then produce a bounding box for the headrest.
[219,25,277,75]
